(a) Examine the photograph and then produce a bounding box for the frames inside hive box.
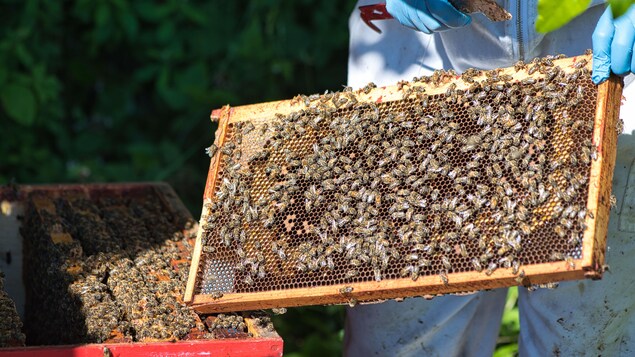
[0,183,281,347]
[0,267,25,347]
[185,53,623,313]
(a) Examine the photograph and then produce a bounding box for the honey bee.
[441,255,452,270]
[540,282,560,290]
[236,247,246,259]
[269,307,287,315]
[610,194,618,209]
[340,286,354,294]
[518,222,531,235]
[258,122,270,135]
[277,248,287,261]
[345,269,359,279]
[203,245,216,253]
[439,270,449,285]
[567,230,581,247]
[471,257,483,272]
[440,81,457,95]
[205,144,218,158]
[373,267,383,282]
[549,251,565,261]
[456,243,468,258]
[255,251,266,263]
[573,85,585,102]
[362,82,377,94]
[573,58,588,69]
[565,256,576,269]
[512,260,520,275]
[485,262,497,276]
[220,142,236,155]
[439,241,452,253]
[256,265,267,279]
[400,265,412,278]
[244,274,254,286]
[527,64,540,75]
[242,122,256,135]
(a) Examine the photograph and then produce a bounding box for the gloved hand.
[385,0,472,34]
[592,5,635,84]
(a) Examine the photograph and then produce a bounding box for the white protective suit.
[345,1,635,356]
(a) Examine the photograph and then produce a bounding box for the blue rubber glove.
[592,5,635,84]
[386,0,472,34]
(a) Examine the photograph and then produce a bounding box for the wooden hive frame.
[185,54,623,313]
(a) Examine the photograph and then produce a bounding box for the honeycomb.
[189,54,619,310]
[19,184,199,344]
[0,184,282,347]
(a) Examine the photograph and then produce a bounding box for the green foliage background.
[536,0,635,33]
[0,0,355,214]
[0,0,519,355]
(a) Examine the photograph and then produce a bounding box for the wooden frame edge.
[185,109,233,303]
[216,55,592,124]
[188,54,616,312]
[151,182,193,221]
[581,75,623,277]
[190,260,584,313]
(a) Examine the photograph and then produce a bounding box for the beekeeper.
[345,1,635,356]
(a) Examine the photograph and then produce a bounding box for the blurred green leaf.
[133,65,160,82]
[30,64,60,103]
[1,83,37,126]
[157,66,187,110]
[504,286,518,311]
[179,3,206,25]
[15,43,34,67]
[493,343,519,357]
[496,288,519,355]
[156,21,176,44]
[536,0,591,33]
[175,62,209,95]
[0,64,8,86]
[95,2,111,27]
[118,10,139,39]
[134,1,173,22]
[610,0,635,18]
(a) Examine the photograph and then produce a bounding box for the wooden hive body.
[0,183,283,355]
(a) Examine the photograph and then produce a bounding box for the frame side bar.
[185,106,232,303]
[581,75,623,277]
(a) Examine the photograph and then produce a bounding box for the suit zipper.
[516,0,525,60]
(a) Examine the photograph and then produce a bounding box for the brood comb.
[185,53,623,313]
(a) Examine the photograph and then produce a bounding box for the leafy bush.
[0,0,355,215]
[536,0,635,33]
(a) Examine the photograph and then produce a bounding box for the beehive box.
[0,183,282,356]
[0,269,24,348]
[185,53,623,313]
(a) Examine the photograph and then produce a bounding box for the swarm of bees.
[0,270,25,347]
[252,313,275,332]
[208,314,247,332]
[199,53,599,297]
[19,189,200,345]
